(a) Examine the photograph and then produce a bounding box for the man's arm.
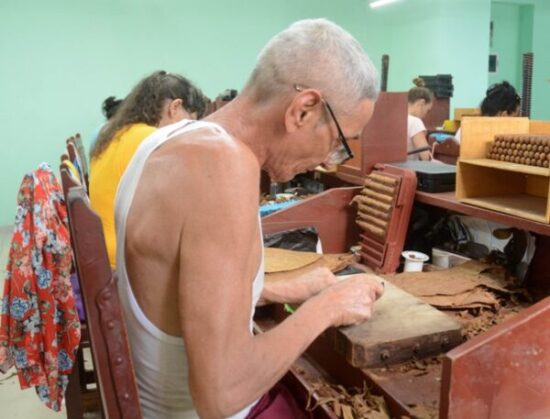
[258,265,336,305]
[177,146,383,418]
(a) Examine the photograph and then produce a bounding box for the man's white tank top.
[114,119,264,418]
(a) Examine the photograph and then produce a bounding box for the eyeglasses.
[294,85,354,163]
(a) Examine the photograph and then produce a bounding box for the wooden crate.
[453,107,480,121]
[456,117,550,223]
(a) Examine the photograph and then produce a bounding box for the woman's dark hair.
[480,81,521,116]
[102,96,123,119]
[408,78,434,104]
[90,70,206,160]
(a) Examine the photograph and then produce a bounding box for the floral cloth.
[0,163,81,411]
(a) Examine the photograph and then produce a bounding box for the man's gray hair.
[244,18,379,113]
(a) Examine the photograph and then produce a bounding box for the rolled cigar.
[368,173,398,186]
[356,195,392,212]
[358,203,391,220]
[365,179,396,195]
[358,212,388,229]
[362,188,394,204]
[357,220,386,238]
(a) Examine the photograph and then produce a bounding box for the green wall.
[518,4,534,58]
[489,2,522,88]
[531,0,550,120]
[360,0,491,111]
[0,0,493,225]
[489,0,549,121]
[489,2,534,103]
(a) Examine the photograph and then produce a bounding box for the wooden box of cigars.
[456,117,550,223]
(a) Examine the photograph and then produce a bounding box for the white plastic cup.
[431,248,450,268]
[401,251,429,272]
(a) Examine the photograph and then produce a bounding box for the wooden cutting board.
[330,278,463,368]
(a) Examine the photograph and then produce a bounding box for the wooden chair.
[66,133,89,191]
[72,134,89,186]
[60,163,142,418]
[59,162,97,417]
[432,138,460,165]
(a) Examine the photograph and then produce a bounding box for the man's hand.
[309,274,384,327]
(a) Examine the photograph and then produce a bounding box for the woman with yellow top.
[89,70,206,267]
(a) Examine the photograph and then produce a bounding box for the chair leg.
[65,356,84,419]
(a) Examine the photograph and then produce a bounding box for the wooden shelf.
[460,159,550,177]
[415,191,550,236]
[460,195,547,223]
[457,118,550,226]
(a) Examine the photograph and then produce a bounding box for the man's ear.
[284,89,323,134]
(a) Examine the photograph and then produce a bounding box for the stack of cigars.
[352,172,397,240]
[487,134,550,168]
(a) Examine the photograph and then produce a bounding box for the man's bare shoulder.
[150,125,259,182]
[127,124,261,254]
[137,125,260,220]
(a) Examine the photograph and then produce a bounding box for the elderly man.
[115,18,383,418]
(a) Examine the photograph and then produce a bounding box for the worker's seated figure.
[115,19,384,418]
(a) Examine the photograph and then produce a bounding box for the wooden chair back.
[432,138,460,165]
[66,133,89,191]
[60,164,142,419]
[72,134,89,184]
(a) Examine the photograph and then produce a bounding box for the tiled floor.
[0,225,66,418]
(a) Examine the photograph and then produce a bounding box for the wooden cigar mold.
[351,164,417,274]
